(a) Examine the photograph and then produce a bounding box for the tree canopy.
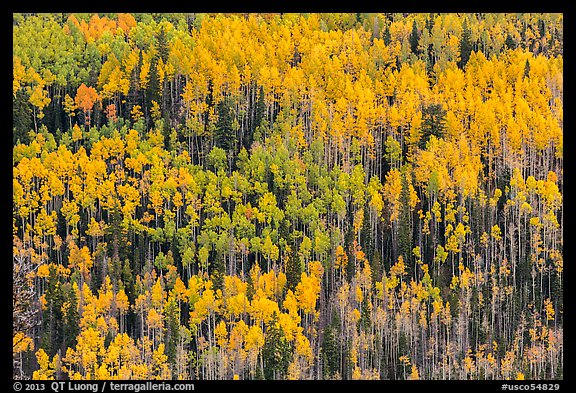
[13,12,563,381]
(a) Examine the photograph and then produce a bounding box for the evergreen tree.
[538,19,546,38]
[164,297,180,367]
[262,312,292,380]
[426,14,435,31]
[524,58,531,79]
[215,96,235,153]
[156,25,170,64]
[156,24,170,120]
[321,324,339,378]
[128,50,143,108]
[147,56,162,117]
[459,19,473,69]
[398,166,413,266]
[425,14,436,69]
[122,258,134,302]
[41,265,65,357]
[383,24,391,46]
[13,89,32,144]
[419,103,447,149]
[409,20,420,55]
[505,33,517,50]
[285,252,302,292]
[359,297,371,333]
[255,86,266,129]
[360,206,374,258]
[211,253,226,292]
[62,283,80,351]
[370,250,383,283]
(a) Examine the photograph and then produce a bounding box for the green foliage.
[262,312,293,380]
[410,20,420,55]
[207,146,228,173]
[321,323,340,378]
[164,297,180,366]
[420,103,447,149]
[41,266,65,357]
[13,89,33,144]
[385,136,402,168]
[459,18,473,69]
[285,252,302,292]
[398,165,413,265]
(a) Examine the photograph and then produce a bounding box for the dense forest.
[13,13,563,380]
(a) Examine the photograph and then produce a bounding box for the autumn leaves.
[13,13,562,380]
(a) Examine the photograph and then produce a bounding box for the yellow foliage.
[335,245,348,270]
[147,308,163,329]
[390,255,407,277]
[355,286,363,303]
[409,364,420,380]
[11,13,564,382]
[226,292,249,318]
[115,289,129,314]
[278,312,301,342]
[151,279,166,309]
[14,332,34,354]
[352,308,361,324]
[491,224,502,241]
[283,289,299,316]
[68,243,93,278]
[229,320,249,352]
[245,325,265,352]
[250,291,280,324]
[215,320,228,347]
[36,263,50,279]
[352,366,362,380]
[32,349,54,380]
[295,272,321,315]
[151,344,171,379]
[544,298,555,321]
[295,333,314,362]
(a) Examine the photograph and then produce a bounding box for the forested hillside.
[13,13,563,380]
